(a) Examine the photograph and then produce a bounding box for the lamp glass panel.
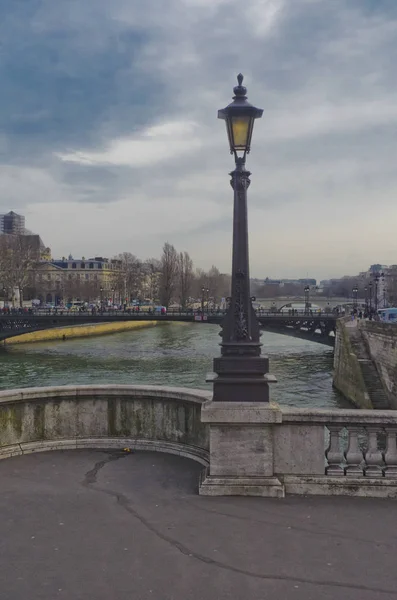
[231,116,251,150]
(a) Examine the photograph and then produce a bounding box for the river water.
[0,323,349,409]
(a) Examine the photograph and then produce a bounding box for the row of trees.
[253,275,397,305]
[111,243,231,308]
[321,276,392,302]
[3,234,397,308]
[0,236,231,308]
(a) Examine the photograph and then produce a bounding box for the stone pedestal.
[199,401,285,497]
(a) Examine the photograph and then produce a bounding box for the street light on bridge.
[201,286,209,315]
[211,74,274,403]
[369,281,373,314]
[373,272,384,314]
[352,286,358,311]
[304,286,310,314]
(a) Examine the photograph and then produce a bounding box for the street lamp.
[369,282,373,313]
[100,286,103,310]
[201,287,210,314]
[111,288,115,306]
[364,286,368,312]
[304,286,310,314]
[373,272,384,313]
[352,286,358,310]
[212,74,273,403]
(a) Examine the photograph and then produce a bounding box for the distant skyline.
[1,208,385,283]
[1,0,397,281]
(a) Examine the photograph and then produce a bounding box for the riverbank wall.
[333,319,393,409]
[5,320,157,345]
[333,318,372,409]
[360,321,397,409]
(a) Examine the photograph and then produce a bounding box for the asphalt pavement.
[1,449,396,600]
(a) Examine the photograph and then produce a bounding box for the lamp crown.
[233,73,247,99]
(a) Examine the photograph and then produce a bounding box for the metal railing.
[0,308,337,319]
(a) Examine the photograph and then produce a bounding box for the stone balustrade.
[280,408,397,479]
[200,402,397,498]
[1,385,397,498]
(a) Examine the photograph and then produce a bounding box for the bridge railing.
[0,308,337,318]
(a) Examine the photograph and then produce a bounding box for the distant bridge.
[0,310,336,346]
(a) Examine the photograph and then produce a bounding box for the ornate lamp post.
[111,288,115,306]
[304,286,310,314]
[364,286,368,312]
[212,74,274,403]
[100,286,103,310]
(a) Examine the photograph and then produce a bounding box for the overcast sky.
[1,0,396,281]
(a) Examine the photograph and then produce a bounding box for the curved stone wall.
[0,385,210,465]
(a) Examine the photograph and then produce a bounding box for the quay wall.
[5,320,157,345]
[333,319,371,409]
[360,321,397,409]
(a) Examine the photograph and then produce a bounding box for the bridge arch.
[0,385,210,466]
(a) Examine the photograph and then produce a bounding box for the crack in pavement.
[184,499,395,549]
[82,450,129,485]
[81,454,397,596]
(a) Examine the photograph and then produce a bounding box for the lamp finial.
[233,73,247,98]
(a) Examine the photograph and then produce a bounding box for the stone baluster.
[344,427,364,477]
[325,426,344,476]
[384,427,397,479]
[364,427,384,478]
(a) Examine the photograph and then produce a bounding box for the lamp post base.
[209,355,276,403]
[200,473,285,497]
[199,399,283,497]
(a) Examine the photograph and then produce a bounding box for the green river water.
[0,322,349,409]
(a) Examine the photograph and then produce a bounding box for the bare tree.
[143,258,162,302]
[192,266,230,306]
[0,235,39,306]
[207,265,223,303]
[178,251,194,309]
[159,242,178,308]
[113,253,144,303]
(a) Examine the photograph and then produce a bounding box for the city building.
[0,211,26,234]
[0,210,50,260]
[31,256,122,305]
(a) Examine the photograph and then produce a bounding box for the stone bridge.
[0,311,336,345]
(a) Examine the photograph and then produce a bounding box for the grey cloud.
[1,0,397,279]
